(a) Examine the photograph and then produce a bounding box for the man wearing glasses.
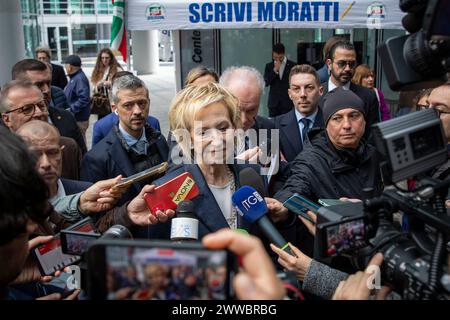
[0,81,48,131]
[11,59,87,154]
[321,40,380,140]
[0,80,82,180]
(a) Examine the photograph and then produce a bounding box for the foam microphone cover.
[239,167,267,197]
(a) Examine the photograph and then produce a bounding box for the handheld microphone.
[232,186,295,256]
[170,200,199,241]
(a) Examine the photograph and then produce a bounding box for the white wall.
[0,0,25,86]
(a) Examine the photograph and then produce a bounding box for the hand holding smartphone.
[112,162,168,191]
[283,194,319,225]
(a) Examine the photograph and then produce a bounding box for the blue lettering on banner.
[274,2,286,21]
[334,1,339,21]
[300,2,311,21]
[311,1,320,21]
[258,2,273,21]
[202,3,213,22]
[215,2,226,22]
[189,3,200,23]
[189,2,340,24]
[287,2,299,21]
[323,1,332,21]
[234,2,246,22]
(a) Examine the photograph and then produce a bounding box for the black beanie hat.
[322,87,365,125]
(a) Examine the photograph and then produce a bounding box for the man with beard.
[11,59,87,154]
[320,41,379,140]
[274,64,324,162]
[80,74,169,206]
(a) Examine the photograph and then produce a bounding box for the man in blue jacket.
[63,55,91,142]
[81,74,169,206]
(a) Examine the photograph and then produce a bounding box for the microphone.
[232,186,295,256]
[170,200,199,241]
[239,167,267,197]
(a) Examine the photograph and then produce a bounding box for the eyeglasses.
[416,104,429,110]
[4,100,48,116]
[435,109,450,117]
[334,60,357,69]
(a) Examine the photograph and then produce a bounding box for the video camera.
[378,0,450,91]
[314,109,450,299]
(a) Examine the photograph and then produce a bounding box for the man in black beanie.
[275,86,383,204]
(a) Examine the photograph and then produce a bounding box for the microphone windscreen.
[232,186,267,223]
[238,167,267,197]
[402,12,423,33]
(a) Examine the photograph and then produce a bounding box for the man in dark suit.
[320,40,380,140]
[264,43,296,117]
[274,64,325,163]
[11,58,87,154]
[81,74,169,206]
[35,46,68,90]
[16,120,91,222]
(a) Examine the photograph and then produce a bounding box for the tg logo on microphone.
[241,192,264,210]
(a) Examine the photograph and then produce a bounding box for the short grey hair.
[35,46,52,59]
[0,80,42,113]
[111,74,149,104]
[219,66,265,94]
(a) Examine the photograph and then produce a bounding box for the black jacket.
[51,86,70,110]
[51,63,68,90]
[274,108,324,162]
[275,129,382,203]
[264,59,296,117]
[320,82,380,141]
[48,106,87,154]
[80,126,169,206]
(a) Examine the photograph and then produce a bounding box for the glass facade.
[72,23,111,57]
[41,0,113,15]
[220,29,273,116]
[21,0,41,58]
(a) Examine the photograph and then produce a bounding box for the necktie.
[300,118,311,143]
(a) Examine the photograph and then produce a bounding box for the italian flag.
[110,0,127,62]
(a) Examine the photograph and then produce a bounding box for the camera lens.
[404,31,447,78]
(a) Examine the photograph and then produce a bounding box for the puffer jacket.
[275,128,383,203]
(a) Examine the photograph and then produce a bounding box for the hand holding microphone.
[232,185,296,257]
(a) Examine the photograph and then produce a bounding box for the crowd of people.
[0,38,449,301]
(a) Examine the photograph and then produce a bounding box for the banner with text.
[127,0,405,30]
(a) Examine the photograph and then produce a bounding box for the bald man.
[17,121,92,215]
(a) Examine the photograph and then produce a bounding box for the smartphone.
[112,162,168,191]
[60,230,101,256]
[144,171,199,215]
[33,234,81,276]
[64,217,96,233]
[318,199,347,206]
[315,216,368,259]
[86,239,237,300]
[283,194,320,224]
